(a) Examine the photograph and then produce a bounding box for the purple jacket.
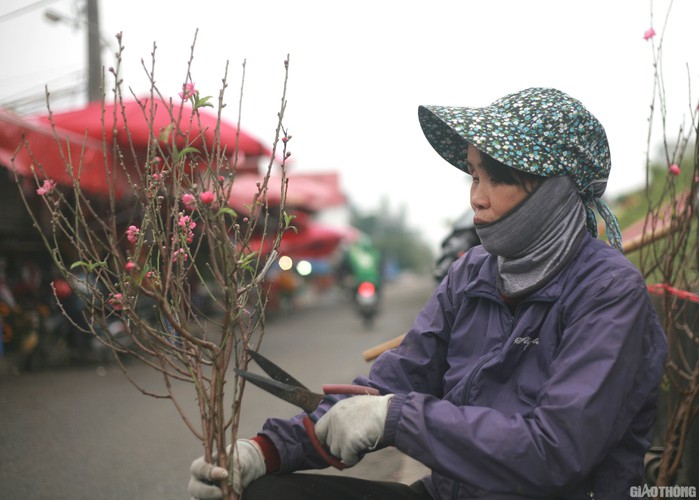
[261,234,668,499]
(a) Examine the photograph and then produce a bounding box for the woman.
[189,88,668,499]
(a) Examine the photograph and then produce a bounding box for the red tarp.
[278,223,347,259]
[225,172,349,259]
[250,221,350,259]
[0,109,126,195]
[36,98,271,165]
[226,172,346,212]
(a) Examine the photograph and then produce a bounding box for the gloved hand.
[188,439,266,499]
[314,394,393,467]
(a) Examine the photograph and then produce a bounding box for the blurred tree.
[350,197,434,275]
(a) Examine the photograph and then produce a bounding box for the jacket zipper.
[461,303,517,405]
[451,302,518,500]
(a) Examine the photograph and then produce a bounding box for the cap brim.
[418,104,522,174]
[418,105,471,173]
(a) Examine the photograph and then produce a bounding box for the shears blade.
[246,349,308,389]
[235,350,382,471]
[234,368,324,414]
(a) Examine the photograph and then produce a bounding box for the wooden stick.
[622,223,673,254]
[362,335,405,362]
[363,222,674,362]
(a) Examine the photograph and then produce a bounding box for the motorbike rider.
[337,235,383,298]
[188,88,668,499]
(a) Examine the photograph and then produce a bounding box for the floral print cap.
[418,87,623,251]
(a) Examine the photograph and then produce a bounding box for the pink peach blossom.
[172,248,188,262]
[108,292,123,310]
[178,215,196,229]
[200,191,215,205]
[182,193,196,210]
[669,164,680,176]
[36,179,57,196]
[643,27,656,41]
[179,82,196,100]
[178,215,196,243]
[126,225,140,244]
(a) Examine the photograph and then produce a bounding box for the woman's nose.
[470,185,488,209]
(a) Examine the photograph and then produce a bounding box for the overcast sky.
[2,0,698,249]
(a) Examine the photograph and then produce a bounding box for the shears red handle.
[235,350,381,470]
[303,384,380,470]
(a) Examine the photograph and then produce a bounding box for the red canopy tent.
[226,172,347,213]
[249,221,350,260]
[35,98,271,174]
[223,172,350,259]
[0,109,125,195]
[279,223,348,259]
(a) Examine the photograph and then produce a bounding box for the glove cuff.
[382,392,406,445]
[250,435,281,473]
[371,394,393,450]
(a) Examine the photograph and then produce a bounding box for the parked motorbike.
[33,274,147,368]
[354,281,380,328]
[433,208,480,282]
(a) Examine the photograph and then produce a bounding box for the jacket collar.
[464,232,593,304]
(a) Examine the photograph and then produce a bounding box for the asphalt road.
[0,274,433,499]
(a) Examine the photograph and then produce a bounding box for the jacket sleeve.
[382,269,667,495]
[355,274,455,396]
[257,273,457,473]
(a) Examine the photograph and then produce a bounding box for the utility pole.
[85,0,102,102]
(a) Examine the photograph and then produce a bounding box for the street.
[0,274,433,499]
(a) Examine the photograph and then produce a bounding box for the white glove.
[188,439,266,499]
[314,394,393,467]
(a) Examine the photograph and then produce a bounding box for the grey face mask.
[475,176,587,297]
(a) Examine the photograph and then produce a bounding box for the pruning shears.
[235,349,380,470]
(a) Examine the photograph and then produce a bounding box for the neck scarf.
[475,176,586,298]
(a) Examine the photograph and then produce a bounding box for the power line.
[0,70,85,114]
[1,83,85,115]
[0,67,82,87]
[0,0,66,23]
